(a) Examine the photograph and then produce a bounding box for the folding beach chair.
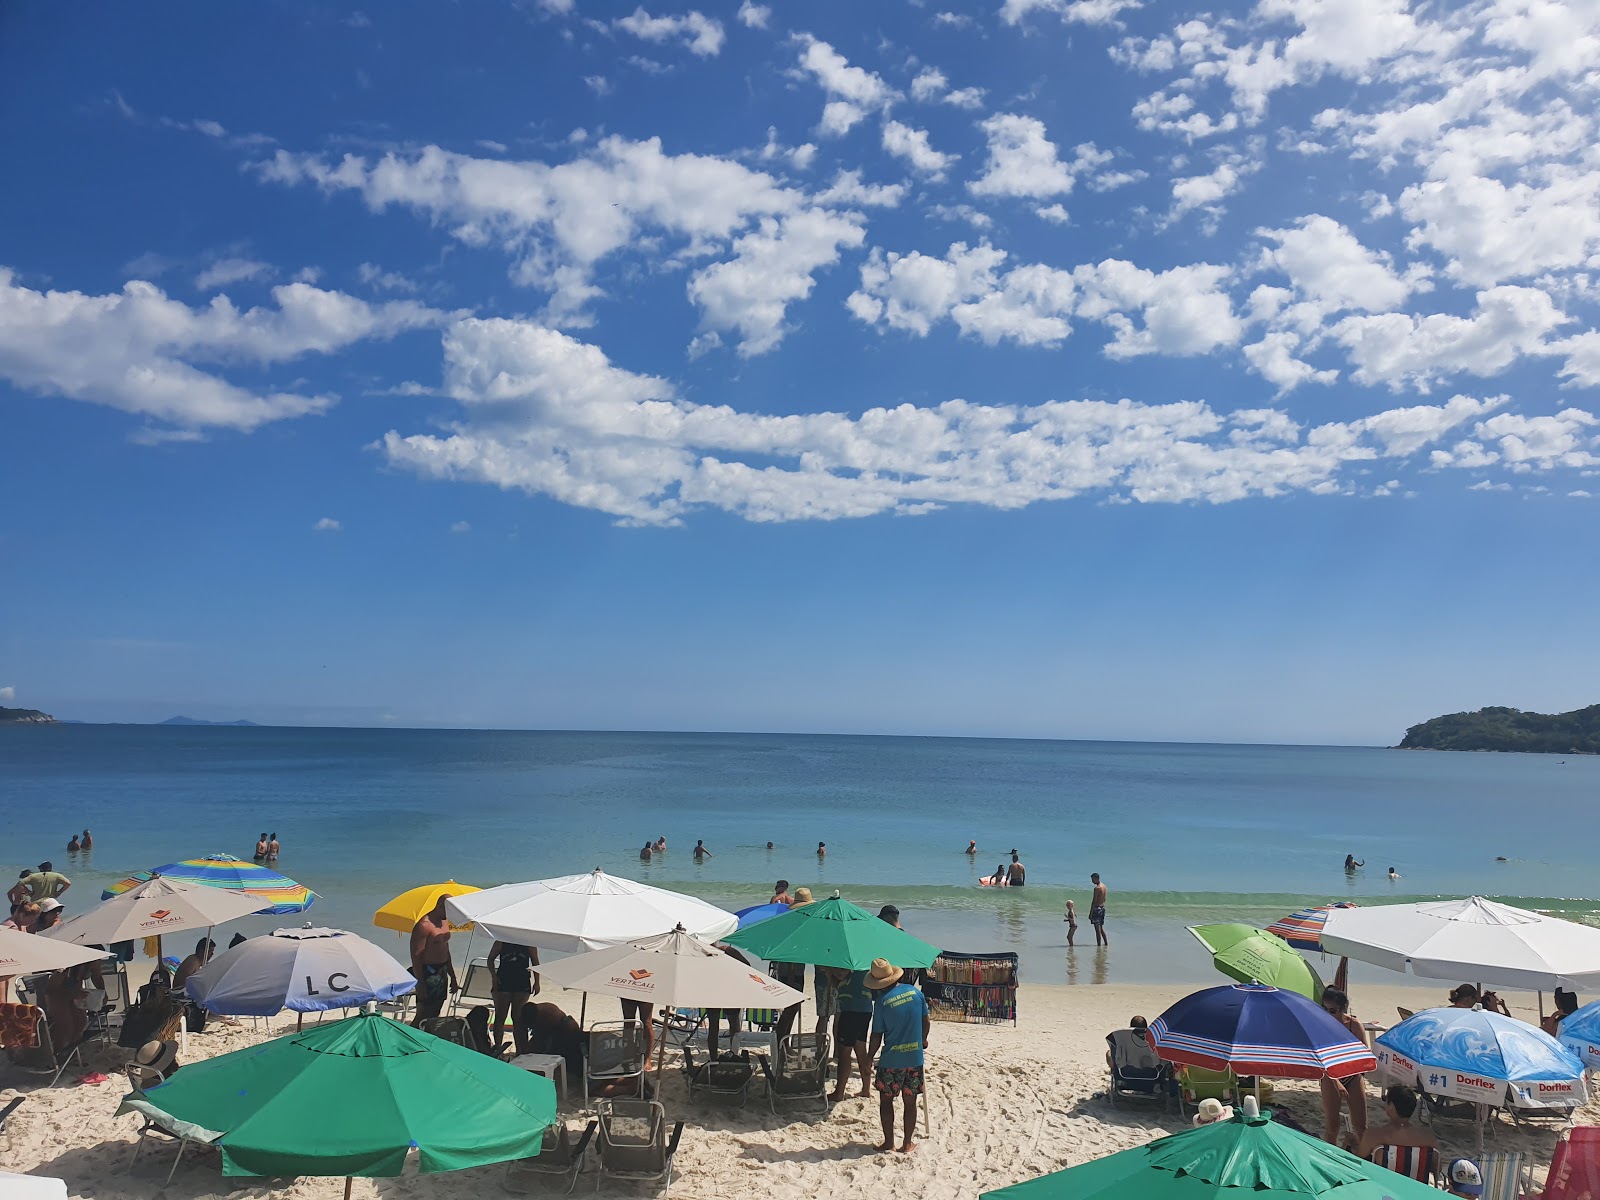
[125,1060,205,1185]
[449,959,494,1015]
[1369,1144,1439,1185]
[759,1031,830,1116]
[682,1046,754,1107]
[0,1002,92,1087]
[655,1008,704,1052]
[1177,1065,1238,1117]
[504,1120,597,1195]
[1542,1126,1600,1200]
[1106,1029,1171,1109]
[583,1021,646,1104]
[1476,1152,1533,1200]
[595,1098,684,1192]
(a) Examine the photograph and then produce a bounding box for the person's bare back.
[412,913,453,965]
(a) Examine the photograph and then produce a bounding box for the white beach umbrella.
[444,868,738,953]
[41,874,268,948]
[1321,896,1600,991]
[537,926,804,1011]
[184,926,416,1016]
[0,925,109,976]
[0,1171,68,1200]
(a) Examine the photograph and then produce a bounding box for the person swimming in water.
[654,837,667,853]
[965,840,977,855]
[254,833,268,861]
[1344,854,1365,871]
[693,840,712,861]
[67,834,81,853]
[817,841,826,860]
[639,842,653,860]
[987,862,1008,886]
[1388,866,1402,880]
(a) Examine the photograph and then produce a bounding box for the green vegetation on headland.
[1399,704,1600,753]
[0,705,55,724]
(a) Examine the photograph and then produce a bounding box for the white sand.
[2,982,1594,1198]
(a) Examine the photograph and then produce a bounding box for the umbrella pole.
[344,1176,353,1200]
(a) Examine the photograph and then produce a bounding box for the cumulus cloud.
[313,517,342,531]
[379,317,1518,524]
[968,115,1095,199]
[736,1,769,29]
[795,35,898,136]
[0,686,14,703]
[0,268,441,434]
[1167,151,1261,225]
[614,8,725,56]
[256,137,868,354]
[195,258,272,291]
[881,121,957,178]
[1001,0,1143,27]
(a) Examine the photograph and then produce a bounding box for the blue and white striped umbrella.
[1376,1006,1588,1110]
[1149,984,1375,1079]
[184,926,415,1016]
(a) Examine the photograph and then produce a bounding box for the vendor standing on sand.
[866,958,931,1155]
[410,898,458,1027]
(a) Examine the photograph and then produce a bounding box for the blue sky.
[3,0,1599,744]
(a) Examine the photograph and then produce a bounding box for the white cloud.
[0,268,441,433]
[969,115,1078,199]
[1036,203,1071,224]
[1255,215,1426,321]
[1243,331,1339,390]
[583,75,612,96]
[1167,152,1260,225]
[909,67,986,110]
[195,258,272,291]
[614,8,725,56]
[736,1,769,29]
[450,520,471,533]
[380,317,1514,523]
[356,263,420,293]
[1072,259,1244,358]
[1001,0,1143,28]
[881,121,957,178]
[795,36,897,136]
[313,517,342,532]
[0,686,14,703]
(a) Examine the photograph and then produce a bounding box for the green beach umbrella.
[119,1011,556,1182]
[1188,923,1323,1000]
[722,894,940,969]
[980,1101,1442,1200]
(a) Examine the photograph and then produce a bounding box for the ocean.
[5,725,1597,985]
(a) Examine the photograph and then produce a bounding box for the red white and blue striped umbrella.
[1148,984,1376,1080]
[1267,903,1358,953]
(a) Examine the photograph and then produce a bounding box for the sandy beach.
[5,979,1593,1199]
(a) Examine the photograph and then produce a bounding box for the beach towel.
[0,1003,42,1050]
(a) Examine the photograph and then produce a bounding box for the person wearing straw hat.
[133,1039,181,1078]
[865,957,930,1154]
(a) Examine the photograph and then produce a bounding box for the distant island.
[0,705,55,724]
[161,715,260,727]
[1399,704,1600,754]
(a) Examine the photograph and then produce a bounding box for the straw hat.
[1192,1097,1234,1125]
[792,887,813,905]
[134,1040,178,1075]
[864,958,903,989]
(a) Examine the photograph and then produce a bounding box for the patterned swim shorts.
[874,1066,925,1097]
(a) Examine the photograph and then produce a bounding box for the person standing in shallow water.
[254,833,268,861]
[693,839,712,861]
[1090,872,1108,945]
[817,841,826,860]
[267,833,280,861]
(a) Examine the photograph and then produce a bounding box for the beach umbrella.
[1557,999,1600,1070]
[1321,896,1600,991]
[101,854,315,915]
[444,868,736,953]
[978,1097,1443,1200]
[184,927,416,1017]
[1267,904,1357,952]
[0,1171,68,1200]
[733,901,790,929]
[1187,924,1323,999]
[119,1011,556,1187]
[0,925,110,976]
[1376,1006,1588,1111]
[42,875,267,949]
[373,880,480,933]
[1149,984,1375,1079]
[722,895,940,969]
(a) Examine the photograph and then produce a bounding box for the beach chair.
[420,1015,473,1048]
[1177,1065,1237,1116]
[87,961,130,1044]
[1369,1144,1439,1185]
[1477,1152,1533,1200]
[0,1002,92,1086]
[448,959,494,1016]
[1106,1029,1171,1109]
[759,1032,830,1115]
[655,1008,704,1052]
[503,1120,597,1195]
[1540,1126,1600,1200]
[583,1022,646,1104]
[594,1098,684,1192]
[681,1045,754,1107]
[126,1061,202,1184]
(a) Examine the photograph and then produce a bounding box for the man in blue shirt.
[865,957,930,1154]
[831,965,876,1101]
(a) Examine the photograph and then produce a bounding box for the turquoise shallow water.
[4,725,1597,983]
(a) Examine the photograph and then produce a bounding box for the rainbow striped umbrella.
[101,854,315,915]
[1267,903,1357,952]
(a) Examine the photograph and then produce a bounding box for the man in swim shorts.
[865,958,930,1154]
[831,964,875,1100]
[410,898,458,1026]
[1007,851,1026,887]
[1090,872,1108,945]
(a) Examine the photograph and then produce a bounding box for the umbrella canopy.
[538,926,805,1009]
[119,1011,556,1177]
[1321,897,1600,991]
[1188,924,1324,999]
[0,925,109,976]
[43,875,268,947]
[1376,1006,1588,1111]
[0,1172,68,1200]
[1267,904,1358,953]
[1557,999,1600,1070]
[1149,984,1376,1080]
[374,881,481,934]
[101,854,315,915]
[444,869,736,953]
[979,1100,1444,1200]
[185,927,417,1016]
[734,901,791,929]
[722,895,940,969]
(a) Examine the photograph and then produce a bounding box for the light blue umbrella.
[185,927,415,1017]
[1557,999,1600,1071]
[1375,1006,1587,1111]
[733,902,790,929]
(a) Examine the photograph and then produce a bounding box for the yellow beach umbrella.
[374,881,482,934]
